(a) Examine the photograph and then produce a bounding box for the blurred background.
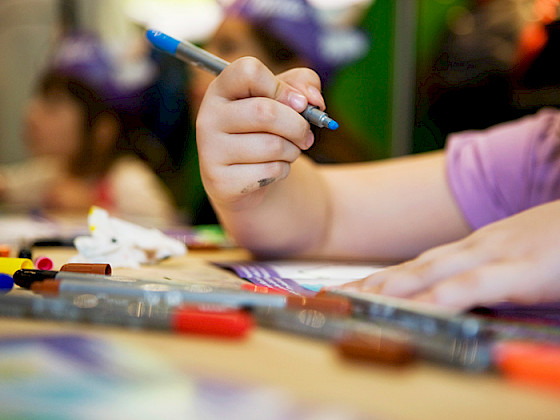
[1,0,559,224]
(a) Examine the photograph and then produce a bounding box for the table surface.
[2,247,560,420]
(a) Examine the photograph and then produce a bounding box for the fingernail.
[288,91,307,111]
[307,86,323,105]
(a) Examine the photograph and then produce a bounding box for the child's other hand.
[338,200,560,309]
[196,57,324,211]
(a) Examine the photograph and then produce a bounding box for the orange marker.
[240,283,288,295]
[0,245,11,258]
[494,340,560,393]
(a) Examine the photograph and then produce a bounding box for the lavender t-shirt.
[446,108,560,229]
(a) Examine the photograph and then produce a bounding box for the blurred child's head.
[189,0,368,113]
[23,32,143,177]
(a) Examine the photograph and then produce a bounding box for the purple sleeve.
[446,108,560,229]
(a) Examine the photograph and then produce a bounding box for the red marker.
[494,340,560,393]
[172,305,253,338]
[0,295,253,339]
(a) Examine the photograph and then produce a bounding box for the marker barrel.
[176,41,228,75]
[254,306,493,371]
[0,295,252,338]
[0,258,33,276]
[29,273,351,315]
[146,29,338,131]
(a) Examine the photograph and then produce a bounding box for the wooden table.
[2,247,560,420]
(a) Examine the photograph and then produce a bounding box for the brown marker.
[253,306,416,366]
[337,333,416,365]
[60,263,112,275]
[30,279,60,296]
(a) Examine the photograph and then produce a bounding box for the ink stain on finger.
[240,177,276,194]
[258,177,275,188]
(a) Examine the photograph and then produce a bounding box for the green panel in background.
[327,0,471,160]
[327,1,396,160]
[416,0,470,74]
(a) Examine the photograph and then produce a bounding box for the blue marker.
[146,30,339,131]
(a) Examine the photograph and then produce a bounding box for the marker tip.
[328,120,339,131]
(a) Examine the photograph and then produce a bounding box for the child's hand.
[339,200,560,309]
[196,57,324,211]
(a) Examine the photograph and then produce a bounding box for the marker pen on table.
[31,237,76,247]
[13,266,112,289]
[27,275,351,315]
[31,274,350,315]
[145,29,339,131]
[493,340,560,392]
[253,306,493,371]
[325,289,486,342]
[0,295,253,338]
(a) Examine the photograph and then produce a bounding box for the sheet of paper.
[216,259,388,294]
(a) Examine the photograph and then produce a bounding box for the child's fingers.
[413,261,545,309]
[207,132,302,165]
[374,244,488,297]
[219,97,314,150]
[213,57,313,114]
[277,68,325,110]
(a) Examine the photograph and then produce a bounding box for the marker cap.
[146,30,180,55]
[0,258,34,276]
[0,245,11,258]
[0,274,14,293]
[12,269,58,289]
[34,256,54,271]
[286,295,352,316]
[240,283,288,295]
[494,340,560,392]
[30,279,60,296]
[337,333,416,366]
[18,248,32,260]
[60,263,112,275]
[171,306,254,338]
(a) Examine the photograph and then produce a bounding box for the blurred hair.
[37,72,125,177]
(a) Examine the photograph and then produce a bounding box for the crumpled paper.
[71,206,187,268]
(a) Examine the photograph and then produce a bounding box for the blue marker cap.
[0,274,14,293]
[146,30,180,55]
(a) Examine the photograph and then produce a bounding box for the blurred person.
[414,0,560,153]
[0,32,178,223]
